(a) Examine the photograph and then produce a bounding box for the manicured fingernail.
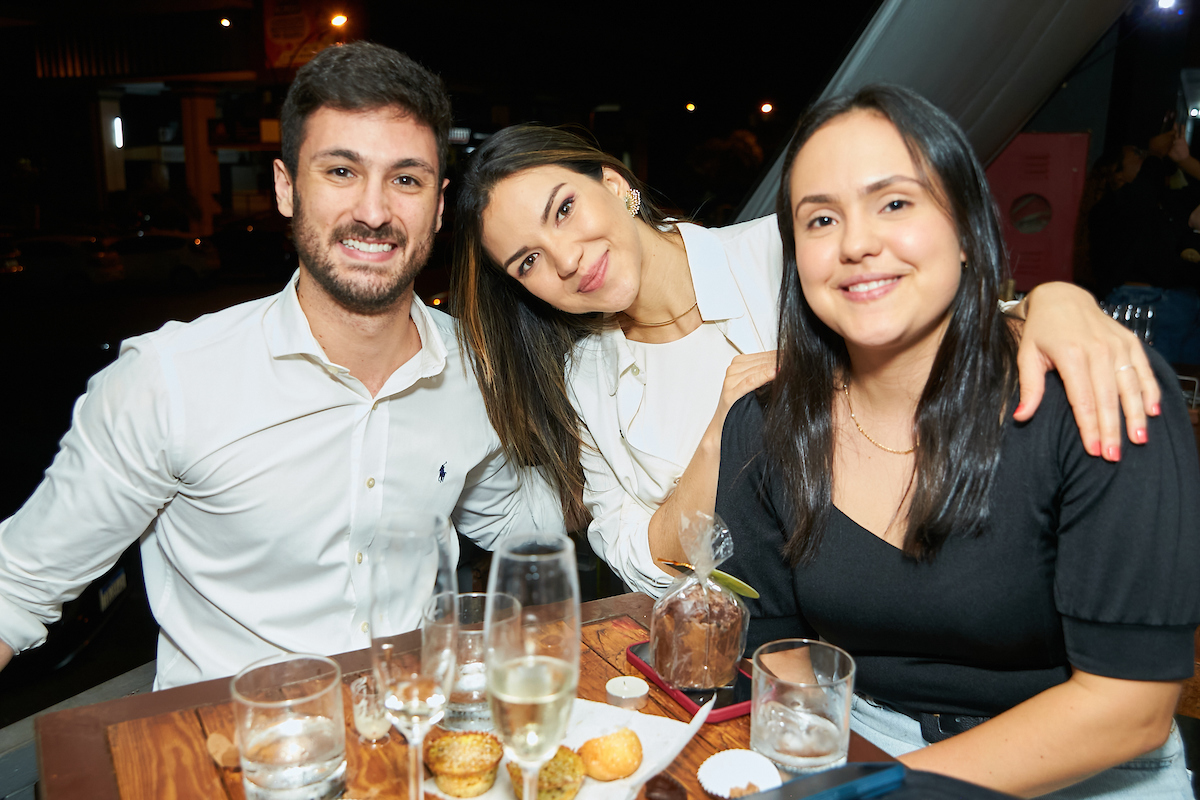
[1087,440,1101,457]
[1135,427,1148,444]
[1105,445,1121,462]
[1151,403,1162,416]
[1013,402,1026,417]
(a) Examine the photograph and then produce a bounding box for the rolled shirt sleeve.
[0,336,178,653]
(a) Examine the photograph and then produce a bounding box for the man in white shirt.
[0,43,563,688]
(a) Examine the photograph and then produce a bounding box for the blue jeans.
[850,694,1193,798]
[1105,285,1200,366]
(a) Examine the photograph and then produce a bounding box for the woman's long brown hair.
[450,125,677,530]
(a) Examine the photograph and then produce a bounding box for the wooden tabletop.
[35,592,889,798]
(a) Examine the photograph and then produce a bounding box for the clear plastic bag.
[649,512,749,690]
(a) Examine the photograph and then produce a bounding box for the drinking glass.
[750,639,855,774]
[484,533,581,800]
[443,592,519,731]
[368,514,458,800]
[231,653,346,800]
[349,674,391,745]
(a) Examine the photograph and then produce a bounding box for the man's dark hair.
[280,42,452,180]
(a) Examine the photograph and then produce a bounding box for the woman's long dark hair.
[769,84,1019,564]
[450,124,676,529]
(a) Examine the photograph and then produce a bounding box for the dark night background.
[0,0,1198,742]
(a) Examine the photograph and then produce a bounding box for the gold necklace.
[621,300,698,328]
[842,382,916,455]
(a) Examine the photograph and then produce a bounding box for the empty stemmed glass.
[368,514,458,800]
[484,533,581,800]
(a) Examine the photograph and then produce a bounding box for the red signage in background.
[985,132,1090,293]
[264,0,312,70]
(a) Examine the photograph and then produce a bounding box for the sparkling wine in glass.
[368,514,458,800]
[484,533,580,800]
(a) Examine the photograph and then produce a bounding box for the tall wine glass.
[484,533,580,800]
[368,514,458,800]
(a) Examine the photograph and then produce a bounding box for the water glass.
[750,639,855,774]
[368,514,458,800]
[443,592,518,731]
[349,673,391,745]
[231,653,346,800]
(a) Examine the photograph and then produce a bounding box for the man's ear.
[273,159,295,218]
[434,178,449,233]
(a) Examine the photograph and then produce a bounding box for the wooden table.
[35,593,889,799]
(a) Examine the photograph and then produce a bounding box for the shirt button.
[631,366,641,376]
[366,478,375,488]
[361,621,369,633]
[356,551,363,564]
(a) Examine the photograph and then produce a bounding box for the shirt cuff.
[1062,616,1196,681]
[0,593,50,654]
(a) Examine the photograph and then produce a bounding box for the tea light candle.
[606,676,649,709]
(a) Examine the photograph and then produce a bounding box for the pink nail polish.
[1013,402,1026,417]
[1151,403,1162,416]
[1135,428,1148,444]
[1088,440,1101,457]
[1105,445,1121,462]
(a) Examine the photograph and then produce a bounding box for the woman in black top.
[717,85,1198,798]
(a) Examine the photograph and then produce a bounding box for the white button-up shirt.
[568,216,783,595]
[0,275,564,688]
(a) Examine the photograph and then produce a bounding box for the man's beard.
[291,190,435,316]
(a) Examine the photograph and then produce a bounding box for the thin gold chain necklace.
[842,382,916,455]
[621,300,698,328]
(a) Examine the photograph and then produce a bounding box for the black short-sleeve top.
[716,353,1200,719]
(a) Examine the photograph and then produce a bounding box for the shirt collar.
[264,270,447,380]
[677,222,747,323]
[265,271,328,362]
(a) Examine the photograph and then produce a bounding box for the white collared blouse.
[567,216,784,594]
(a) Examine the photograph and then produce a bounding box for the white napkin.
[424,696,714,800]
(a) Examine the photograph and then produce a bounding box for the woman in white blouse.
[449,124,1161,595]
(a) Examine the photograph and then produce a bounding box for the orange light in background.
[247,225,254,232]
[331,14,348,26]
[432,298,442,306]
[194,239,202,246]
[761,103,773,114]
[220,18,231,27]
[685,103,696,112]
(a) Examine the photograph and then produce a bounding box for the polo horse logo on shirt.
[439,462,447,483]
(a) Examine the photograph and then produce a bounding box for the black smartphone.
[758,763,904,799]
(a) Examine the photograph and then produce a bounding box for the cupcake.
[424,731,504,798]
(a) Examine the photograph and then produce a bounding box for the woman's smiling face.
[788,109,964,358]
[480,165,645,315]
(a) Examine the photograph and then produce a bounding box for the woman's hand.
[705,351,779,449]
[1012,282,1160,462]
[648,351,777,566]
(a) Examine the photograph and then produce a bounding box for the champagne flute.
[368,514,458,800]
[484,533,580,800]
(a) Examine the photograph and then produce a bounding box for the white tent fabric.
[736,0,1130,222]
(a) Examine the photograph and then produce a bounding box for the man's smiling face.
[274,104,446,315]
